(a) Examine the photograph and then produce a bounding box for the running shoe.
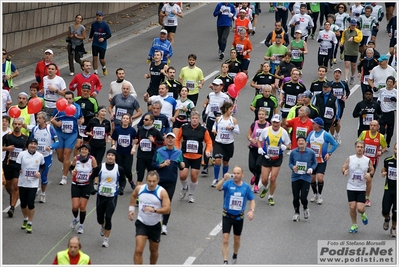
[100,225,105,236]
[317,194,323,205]
[334,133,342,144]
[253,185,259,194]
[69,72,74,76]
[304,208,310,219]
[211,179,218,187]
[310,194,318,203]
[231,256,237,264]
[310,33,314,40]
[26,224,33,234]
[77,224,84,234]
[70,217,79,229]
[179,187,188,199]
[349,224,358,234]
[7,206,14,218]
[129,181,136,190]
[330,61,333,68]
[39,194,46,203]
[333,58,337,64]
[383,219,390,231]
[219,52,224,60]
[161,225,168,235]
[188,194,195,203]
[102,238,109,248]
[268,197,275,206]
[102,67,108,76]
[21,219,28,230]
[349,76,355,85]
[201,168,208,175]
[251,31,255,35]
[390,228,396,238]
[259,187,269,198]
[340,53,344,60]
[250,175,255,185]
[59,176,67,185]
[292,213,300,222]
[365,199,371,207]
[361,213,368,225]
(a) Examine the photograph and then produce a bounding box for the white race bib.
[351,171,364,183]
[25,167,37,180]
[333,88,344,99]
[267,146,280,157]
[10,148,23,161]
[76,172,90,183]
[364,144,377,157]
[324,107,334,119]
[319,46,328,55]
[296,161,307,174]
[362,114,373,125]
[140,139,152,152]
[99,184,116,197]
[118,135,131,148]
[229,195,244,211]
[78,125,88,137]
[93,126,105,139]
[61,121,74,133]
[286,94,297,106]
[153,120,162,131]
[388,167,397,180]
[186,140,199,153]
[116,108,128,121]
[186,80,195,90]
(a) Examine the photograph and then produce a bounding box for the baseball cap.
[212,78,223,85]
[312,117,324,127]
[302,91,313,98]
[333,68,342,73]
[96,11,104,16]
[44,49,53,55]
[378,54,389,62]
[323,81,332,87]
[27,138,38,145]
[160,29,168,34]
[295,29,302,34]
[166,132,176,138]
[350,19,357,25]
[271,114,281,122]
[78,143,91,151]
[275,34,282,38]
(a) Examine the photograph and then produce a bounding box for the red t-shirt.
[286,117,313,149]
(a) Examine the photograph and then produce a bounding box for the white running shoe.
[293,213,300,222]
[69,72,74,76]
[39,194,46,203]
[77,224,84,234]
[335,133,342,144]
[100,225,105,236]
[211,179,218,187]
[179,187,188,199]
[304,209,310,219]
[188,194,194,203]
[59,176,67,185]
[310,194,318,202]
[102,238,109,248]
[70,217,79,229]
[390,228,397,238]
[161,225,168,235]
[317,194,323,204]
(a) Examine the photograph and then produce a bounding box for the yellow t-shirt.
[179,66,204,95]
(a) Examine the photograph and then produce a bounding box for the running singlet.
[72,156,94,185]
[98,163,120,197]
[347,155,370,191]
[137,184,163,226]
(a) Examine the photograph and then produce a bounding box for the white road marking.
[183,256,196,265]
[3,199,20,212]
[349,84,360,97]
[209,221,223,236]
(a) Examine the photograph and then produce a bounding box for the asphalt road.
[2,3,397,266]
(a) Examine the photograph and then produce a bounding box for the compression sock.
[311,182,317,194]
[181,179,188,190]
[214,165,221,180]
[80,211,86,224]
[189,181,198,195]
[317,182,324,195]
[222,165,229,177]
[72,209,79,218]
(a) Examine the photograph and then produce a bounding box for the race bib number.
[351,171,364,182]
[235,44,244,53]
[116,108,128,121]
[319,46,328,55]
[76,172,90,183]
[78,125,88,137]
[93,127,105,139]
[388,167,397,180]
[362,114,373,125]
[272,54,280,64]
[229,195,244,211]
[363,75,369,84]
[37,145,46,153]
[220,132,231,140]
[118,135,131,148]
[267,146,280,158]
[61,121,74,133]
[296,161,307,174]
[333,88,344,99]
[140,139,152,152]
[210,104,220,113]
[286,94,297,107]
[291,49,300,60]
[296,127,307,138]
[310,144,321,157]
[10,148,22,161]
[324,107,334,119]
[263,107,271,118]
[364,144,377,157]
[99,184,115,197]
[186,140,199,153]
[25,167,37,180]
[167,19,175,25]
[255,129,263,138]
[153,120,162,131]
[186,80,195,90]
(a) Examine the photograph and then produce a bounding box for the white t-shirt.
[369,65,397,98]
[17,150,45,188]
[2,89,12,114]
[206,92,230,118]
[161,3,182,26]
[288,13,314,38]
[43,75,67,108]
[109,80,137,99]
[149,95,177,125]
[347,155,370,191]
[378,88,397,113]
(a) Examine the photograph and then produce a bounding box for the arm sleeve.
[39,163,46,174]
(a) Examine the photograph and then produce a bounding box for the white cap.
[160,29,168,34]
[271,114,281,122]
[166,132,176,138]
[295,29,302,34]
[334,68,342,73]
[212,78,223,85]
[44,49,54,54]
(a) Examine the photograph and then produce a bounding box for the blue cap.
[96,11,104,16]
[350,19,357,25]
[302,91,313,98]
[323,81,332,88]
[378,54,389,62]
[312,117,324,126]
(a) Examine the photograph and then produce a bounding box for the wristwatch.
[154,208,157,213]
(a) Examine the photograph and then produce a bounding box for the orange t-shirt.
[232,37,253,59]
[234,18,251,39]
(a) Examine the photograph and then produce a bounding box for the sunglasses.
[339,6,344,8]
[143,118,150,121]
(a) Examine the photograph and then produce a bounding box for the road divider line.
[204,70,220,82]
[2,199,20,212]
[349,84,360,97]
[209,221,222,236]
[183,256,196,265]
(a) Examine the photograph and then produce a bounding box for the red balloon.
[65,104,76,117]
[56,98,68,112]
[8,106,21,118]
[27,97,43,114]
[234,72,248,91]
[227,84,238,98]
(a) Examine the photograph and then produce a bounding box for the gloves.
[228,12,234,18]
[372,87,379,92]
[295,21,300,25]
[90,187,97,195]
[258,147,265,155]
[318,39,323,43]
[306,26,311,30]
[118,187,125,196]
[220,5,227,13]
[35,76,41,83]
[307,168,313,174]
[359,109,368,115]
[390,96,397,102]
[281,144,287,151]
[263,154,270,160]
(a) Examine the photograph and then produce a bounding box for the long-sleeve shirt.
[289,147,317,183]
[213,3,236,27]
[152,146,183,183]
[89,21,111,49]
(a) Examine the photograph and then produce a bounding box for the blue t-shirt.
[111,125,137,155]
[222,180,254,218]
[52,103,83,135]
